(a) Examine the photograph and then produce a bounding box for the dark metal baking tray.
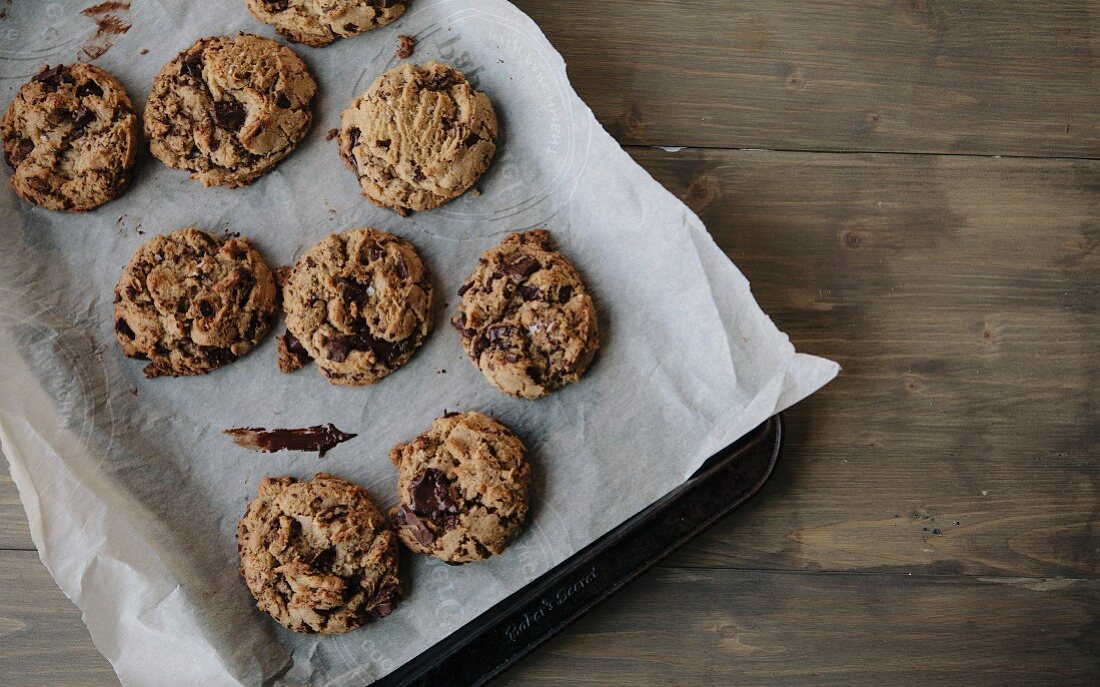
[374,414,783,687]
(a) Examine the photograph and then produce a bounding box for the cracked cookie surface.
[144,33,316,188]
[282,227,433,385]
[390,412,530,564]
[245,0,406,48]
[237,473,402,634]
[338,61,497,215]
[1,63,137,212]
[114,228,277,377]
[453,230,599,399]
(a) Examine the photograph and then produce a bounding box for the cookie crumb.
[396,34,415,59]
[471,188,482,197]
[139,48,148,55]
[277,330,310,373]
[274,265,292,287]
[325,127,339,141]
[130,387,139,396]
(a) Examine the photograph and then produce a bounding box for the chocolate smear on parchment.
[224,424,356,457]
[80,2,132,61]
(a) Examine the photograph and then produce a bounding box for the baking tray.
[375,414,783,686]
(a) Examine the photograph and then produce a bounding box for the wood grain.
[515,0,1100,157]
[492,567,1100,687]
[0,550,117,687]
[4,550,1096,687]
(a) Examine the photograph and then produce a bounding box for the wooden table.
[2,1,1098,684]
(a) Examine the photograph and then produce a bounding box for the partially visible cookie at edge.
[338,61,497,215]
[453,230,599,399]
[144,33,316,188]
[114,228,277,377]
[237,473,402,634]
[390,411,530,564]
[282,227,434,385]
[245,0,406,48]
[1,63,137,212]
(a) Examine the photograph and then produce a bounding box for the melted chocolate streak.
[224,424,356,457]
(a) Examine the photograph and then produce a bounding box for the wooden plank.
[624,148,1100,577]
[0,550,117,687]
[2,549,1095,687]
[0,457,32,550]
[514,0,1100,157]
[493,568,1100,687]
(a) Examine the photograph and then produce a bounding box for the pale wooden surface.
[2,0,1099,685]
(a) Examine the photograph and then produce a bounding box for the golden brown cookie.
[144,33,316,188]
[338,61,497,215]
[452,231,599,399]
[245,0,406,48]
[237,473,402,634]
[1,64,137,212]
[390,412,530,564]
[282,228,434,385]
[114,228,277,378]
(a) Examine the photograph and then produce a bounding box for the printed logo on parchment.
[352,8,585,224]
[0,3,96,80]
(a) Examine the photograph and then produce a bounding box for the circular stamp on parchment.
[351,7,584,224]
[0,2,96,80]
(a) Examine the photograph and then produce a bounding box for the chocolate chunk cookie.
[453,231,599,399]
[114,228,277,377]
[245,0,406,48]
[338,61,497,215]
[282,228,433,385]
[1,64,137,211]
[237,473,401,634]
[390,412,530,564]
[144,33,316,188]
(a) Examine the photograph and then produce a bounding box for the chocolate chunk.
[180,53,203,80]
[394,505,435,546]
[372,0,401,8]
[502,254,538,282]
[376,138,391,149]
[369,601,395,619]
[274,91,291,108]
[265,0,289,11]
[32,65,69,89]
[326,338,350,362]
[367,244,383,261]
[224,424,356,457]
[343,22,357,32]
[203,346,238,367]
[14,138,34,163]
[526,365,542,383]
[558,285,572,303]
[463,133,481,147]
[213,101,246,130]
[457,281,472,296]
[340,277,369,306]
[486,324,514,346]
[471,330,490,359]
[394,254,408,280]
[115,318,135,339]
[198,300,214,317]
[76,80,104,98]
[71,107,96,132]
[518,284,540,301]
[235,270,255,307]
[348,127,361,149]
[408,469,459,528]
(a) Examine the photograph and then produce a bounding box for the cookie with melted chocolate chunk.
[282,228,434,385]
[453,230,599,399]
[245,0,406,48]
[390,411,530,564]
[237,473,402,633]
[144,33,316,187]
[114,228,278,377]
[1,63,137,211]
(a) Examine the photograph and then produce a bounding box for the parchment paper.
[0,1,839,685]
